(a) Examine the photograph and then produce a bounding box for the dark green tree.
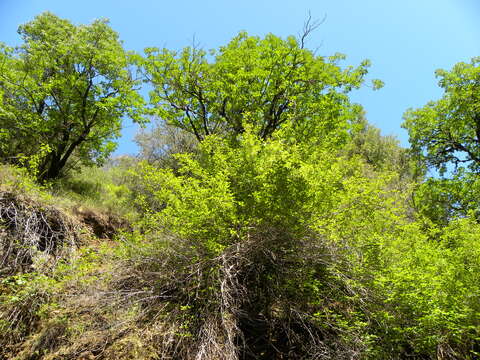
[403,57,480,222]
[403,57,480,175]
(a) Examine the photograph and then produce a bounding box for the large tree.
[403,57,480,175]
[403,57,480,222]
[141,28,382,143]
[0,12,144,181]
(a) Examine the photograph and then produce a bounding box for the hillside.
[1,12,479,360]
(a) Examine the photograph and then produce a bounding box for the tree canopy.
[1,11,480,360]
[141,30,382,143]
[403,57,480,221]
[403,57,480,175]
[0,12,144,181]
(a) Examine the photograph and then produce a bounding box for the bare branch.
[299,11,326,49]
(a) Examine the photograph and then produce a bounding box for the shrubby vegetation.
[0,12,479,360]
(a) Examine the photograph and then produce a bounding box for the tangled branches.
[110,226,372,359]
[0,191,80,275]
[0,221,375,359]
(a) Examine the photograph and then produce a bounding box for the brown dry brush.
[0,191,81,276]
[110,226,374,360]
[0,277,55,359]
[0,191,85,358]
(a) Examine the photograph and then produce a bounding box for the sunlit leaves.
[141,31,376,143]
[0,12,145,180]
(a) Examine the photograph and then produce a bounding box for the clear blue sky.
[1,0,479,155]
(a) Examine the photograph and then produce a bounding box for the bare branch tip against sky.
[1,0,479,155]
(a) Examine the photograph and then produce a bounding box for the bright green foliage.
[133,128,368,252]
[1,14,480,359]
[142,31,380,142]
[413,172,480,225]
[130,129,391,356]
[130,124,480,358]
[52,157,141,219]
[302,153,480,357]
[0,12,145,181]
[372,217,480,358]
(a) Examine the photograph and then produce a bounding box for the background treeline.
[0,12,479,359]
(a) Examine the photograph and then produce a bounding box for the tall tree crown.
[142,31,381,144]
[0,12,144,180]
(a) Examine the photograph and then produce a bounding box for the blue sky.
[1,0,479,155]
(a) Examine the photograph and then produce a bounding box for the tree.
[135,117,197,169]
[141,28,382,143]
[345,115,411,176]
[403,58,480,221]
[0,12,144,181]
[403,57,480,176]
